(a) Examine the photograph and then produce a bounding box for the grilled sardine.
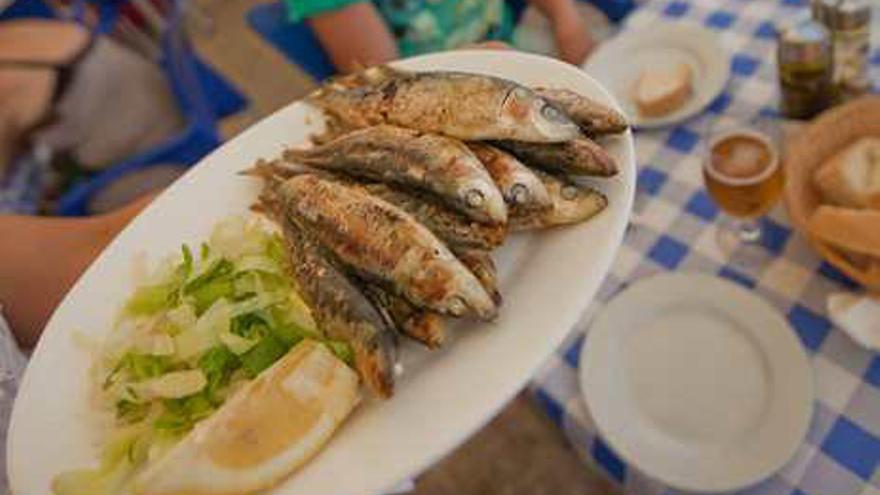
[254,160,507,250]
[258,193,397,398]
[284,125,507,224]
[362,284,446,349]
[308,69,580,142]
[495,137,618,177]
[535,88,628,136]
[453,248,502,306]
[467,143,551,213]
[511,171,608,230]
[271,174,498,320]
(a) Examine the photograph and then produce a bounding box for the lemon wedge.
[132,339,359,495]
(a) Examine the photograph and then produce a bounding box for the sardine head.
[460,174,508,225]
[500,87,580,142]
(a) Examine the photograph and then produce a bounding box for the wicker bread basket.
[784,96,880,290]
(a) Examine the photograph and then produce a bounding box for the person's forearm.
[308,3,399,73]
[526,0,593,64]
[0,194,152,348]
[527,0,580,27]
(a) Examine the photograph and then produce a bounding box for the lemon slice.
[132,340,359,495]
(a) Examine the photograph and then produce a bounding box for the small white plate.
[584,22,730,129]
[580,273,813,493]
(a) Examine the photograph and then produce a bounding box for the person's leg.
[0,194,153,348]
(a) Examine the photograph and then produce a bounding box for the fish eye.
[561,185,579,200]
[510,184,530,205]
[541,104,566,122]
[465,190,485,208]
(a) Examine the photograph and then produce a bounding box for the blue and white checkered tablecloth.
[530,1,880,494]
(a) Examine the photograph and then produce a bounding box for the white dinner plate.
[584,22,730,129]
[8,51,636,495]
[580,273,813,493]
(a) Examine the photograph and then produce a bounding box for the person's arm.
[308,2,399,73]
[526,0,595,65]
[0,194,153,348]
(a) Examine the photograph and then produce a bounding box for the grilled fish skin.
[535,88,628,136]
[284,125,507,224]
[258,193,397,398]
[308,69,581,142]
[467,143,552,213]
[358,182,508,251]
[254,160,508,251]
[495,137,618,177]
[272,174,498,320]
[511,171,608,230]
[362,284,446,349]
[453,248,502,307]
[310,114,358,145]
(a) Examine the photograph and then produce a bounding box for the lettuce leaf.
[124,245,195,317]
[184,259,236,315]
[121,353,173,382]
[240,334,288,377]
[124,284,177,317]
[198,346,241,400]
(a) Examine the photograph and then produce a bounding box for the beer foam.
[711,135,773,179]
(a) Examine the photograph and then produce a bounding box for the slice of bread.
[813,136,880,209]
[632,63,693,118]
[807,205,880,258]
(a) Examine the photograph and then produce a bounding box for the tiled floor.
[190,1,617,493]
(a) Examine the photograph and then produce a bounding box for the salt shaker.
[812,0,872,102]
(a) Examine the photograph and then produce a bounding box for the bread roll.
[813,137,880,209]
[807,205,880,258]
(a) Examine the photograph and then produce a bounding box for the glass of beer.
[702,126,783,244]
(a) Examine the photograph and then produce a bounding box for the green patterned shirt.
[286,0,513,57]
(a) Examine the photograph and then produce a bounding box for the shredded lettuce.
[198,346,241,399]
[55,216,354,495]
[240,333,288,377]
[124,284,176,317]
[120,353,173,382]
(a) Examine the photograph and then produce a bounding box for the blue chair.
[57,0,227,215]
[248,1,335,82]
[0,0,248,215]
[248,0,637,82]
